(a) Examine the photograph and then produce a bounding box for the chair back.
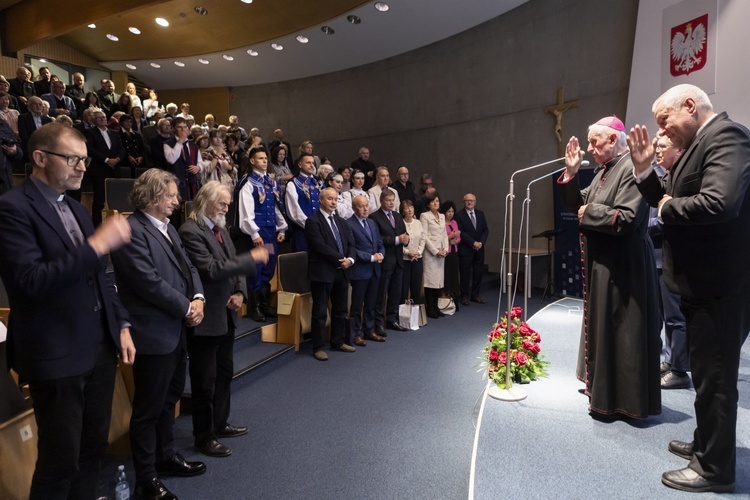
[104,178,136,214]
[277,252,310,294]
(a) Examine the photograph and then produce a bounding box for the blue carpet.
[471,297,750,499]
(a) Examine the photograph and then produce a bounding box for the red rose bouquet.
[481,306,548,389]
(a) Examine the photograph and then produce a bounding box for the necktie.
[182,142,190,162]
[470,211,476,229]
[212,224,224,244]
[330,215,344,254]
[361,218,372,240]
[387,211,395,228]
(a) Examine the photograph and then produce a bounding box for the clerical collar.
[30,175,64,203]
[595,154,625,173]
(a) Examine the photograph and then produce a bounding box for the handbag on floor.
[418,304,428,326]
[398,300,420,330]
[437,296,456,316]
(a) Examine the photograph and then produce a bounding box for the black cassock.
[558,152,661,419]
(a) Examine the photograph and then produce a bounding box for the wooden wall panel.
[157,87,231,126]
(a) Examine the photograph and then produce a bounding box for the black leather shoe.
[660,361,671,374]
[460,297,470,306]
[661,371,691,389]
[386,321,408,331]
[135,477,178,500]
[375,325,388,337]
[668,439,693,460]
[196,439,232,457]
[155,453,206,478]
[471,296,485,304]
[217,424,248,438]
[661,467,734,493]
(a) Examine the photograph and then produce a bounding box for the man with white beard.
[179,181,268,458]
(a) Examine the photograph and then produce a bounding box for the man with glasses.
[455,193,489,305]
[86,109,124,226]
[0,123,134,499]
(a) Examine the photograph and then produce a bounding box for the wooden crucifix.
[544,88,580,157]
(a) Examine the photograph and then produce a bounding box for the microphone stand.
[490,156,565,402]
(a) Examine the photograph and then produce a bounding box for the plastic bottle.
[115,464,130,500]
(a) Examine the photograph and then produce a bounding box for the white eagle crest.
[671,22,707,73]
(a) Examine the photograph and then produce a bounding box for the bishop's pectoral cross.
[544,88,579,157]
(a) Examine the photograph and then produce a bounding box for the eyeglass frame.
[40,150,92,168]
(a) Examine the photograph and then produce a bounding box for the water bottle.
[115,464,130,500]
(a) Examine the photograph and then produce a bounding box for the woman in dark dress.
[441,200,461,305]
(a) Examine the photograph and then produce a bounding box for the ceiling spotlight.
[128,27,141,35]
[87,24,96,29]
[241,0,253,3]
[271,43,283,51]
[347,15,361,24]
[125,64,137,70]
[39,59,47,63]
[247,49,259,56]
[374,2,389,12]
[106,34,119,41]
[194,6,208,15]
[222,54,234,61]
[198,58,210,64]
[149,63,161,68]
[296,35,309,44]
[321,26,335,35]
[174,61,186,67]
[155,18,169,27]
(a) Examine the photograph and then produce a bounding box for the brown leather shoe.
[334,344,356,352]
[354,337,367,346]
[313,350,328,361]
[364,332,386,342]
[471,296,485,304]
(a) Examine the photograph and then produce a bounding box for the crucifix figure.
[544,88,579,157]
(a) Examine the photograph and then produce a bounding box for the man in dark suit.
[629,84,750,494]
[111,169,206,500]
[86,109,124,226]
[179,181,268,457]
[347,194,386,346]
[304,187,357,361]
[33,66,52,98]
[40,80,78,120]
[0,119,22,196]
[369,190,410,334]
[0,123,134,499]
[96,79,118,118]
[8,67,35,112]
[18,96,52,160]
[455,193,489,305]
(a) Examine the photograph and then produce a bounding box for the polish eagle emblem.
[670,14,708,76]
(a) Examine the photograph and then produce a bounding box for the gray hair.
[587,124,628,153]
[188,181,231,221]
[652,84,713,114]
[130,168,179,211]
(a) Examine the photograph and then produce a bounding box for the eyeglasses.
[41,150,92,167]
[655,143,672,151]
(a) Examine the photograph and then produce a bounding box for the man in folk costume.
[284,153,320,252]
[557,115,661,420]
[233,147,287,322]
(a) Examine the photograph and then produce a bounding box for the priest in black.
[557,115,661,420]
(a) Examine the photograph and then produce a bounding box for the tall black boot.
[259,287,277,318]
[247,291,266,323]
[425,289,439,319]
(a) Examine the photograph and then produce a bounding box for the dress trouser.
[400,258,423,304]
[683,293,750,482]
[310,270,349,350]
[28,339,117,500]
[660,275,688,372]
[350,274,379,342]
[459,248,484,298]
[376,264,402,326]
[187,328,235,445]
[130,334,188,481]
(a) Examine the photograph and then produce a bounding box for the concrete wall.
[230,0,639,272]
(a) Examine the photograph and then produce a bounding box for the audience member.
[0,90,20,137]
[351,146,376,190]
[65,72,87,113]
[393,165,417,204]
[40,80,77,120]
[455,193,489,305]
[441,200,461,303]
[420,193,448,318]
[119,114,146,178]
[86,109,124,226]
[285,153,320,252]
[400,199,425,305]
[367,166,400,212]
[8,67,35,112]
[0,117,21,195]
[0,76,20,111]
[33,66,52,98]
[164,117,202,206]
[18,96,52,159]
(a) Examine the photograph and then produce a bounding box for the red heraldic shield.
[670,14,708,76]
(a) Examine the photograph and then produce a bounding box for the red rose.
[510,306,523,319]
[522,339,535,351]
[509,323,517,333]
[531,343,541,353]
[489,349,499,361]
[518,324,532,337]
[531,333,541,343]
[515,351,529,366]
[498,352,507,364]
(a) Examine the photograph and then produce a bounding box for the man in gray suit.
[179,181,268,458]
[112,169,206,500]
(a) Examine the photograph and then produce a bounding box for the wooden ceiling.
[1,0,367,60]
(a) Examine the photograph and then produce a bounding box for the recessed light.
[247,49,259,56]
[241,0,253,3]
[174,61,186,67]
[347,15,361,24]
[374,2,389,12]
[39,59,47,63]
[150,63,161,68]
[198,58,210,64]
[271,43,283,51]
[125,64,137,70]
[88,24,96,29]
[321,26,335,35]
[194,6,208,15]
[296,35,309,44]
[106,34,119,41]
[222,54,234,61]
[155,18,169,27]
[128,27,141,35]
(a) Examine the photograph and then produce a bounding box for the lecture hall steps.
[180,318,295,411]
